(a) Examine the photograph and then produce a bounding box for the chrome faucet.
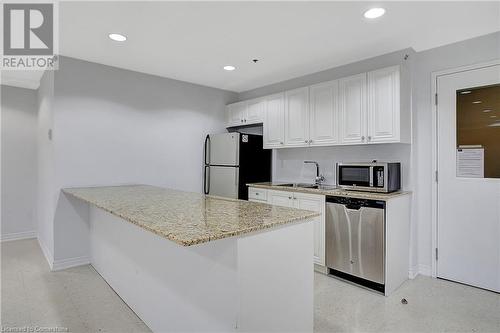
[304,161,325,185]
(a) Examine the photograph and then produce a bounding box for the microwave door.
[338,166,371,187]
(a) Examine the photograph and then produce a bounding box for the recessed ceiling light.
[460,90,472,94]
[490,115,497,118]
[472,100,482,104]
[488,121,500,127]
[223,65,236,71]
[108,33,127,42]
[364,8,386,19]
[483,109,492,113]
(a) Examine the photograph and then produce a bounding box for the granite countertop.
[62,185,319,246]
[248,182,411,201]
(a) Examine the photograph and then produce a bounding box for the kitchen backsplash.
[273,143,412,190]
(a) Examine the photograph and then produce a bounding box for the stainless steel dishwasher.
[325,196,385,293]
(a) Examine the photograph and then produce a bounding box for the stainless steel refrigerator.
[203,132,271,200]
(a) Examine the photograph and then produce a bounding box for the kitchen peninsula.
[63,185,319,332]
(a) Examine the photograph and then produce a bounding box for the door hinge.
[435,170,438,183]
[435,248,438,261]
[435,93,438,105]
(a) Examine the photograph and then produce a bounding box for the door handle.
[204,166,210,194]
[204,135,210,165]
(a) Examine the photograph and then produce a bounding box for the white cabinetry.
[231,65,406,148]
[309,80,340,146]
[226,99,264,127]
[226,101,247,127]
[246,98,265,124]
[339,73,367,144]
[266,189,326,266]
[367,66,400,143]
[263,93,285,149]
[284,87,310,147]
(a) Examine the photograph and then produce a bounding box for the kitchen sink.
[275,183,338,191]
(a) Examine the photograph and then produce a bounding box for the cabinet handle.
[255,193,259,196]
[304,140,308,143]
[309,140,313,143]
[241,119,244,123]
[368,136,371,141]
[288,196,292,199]
[280,142,284,145]
[361,136,365,141]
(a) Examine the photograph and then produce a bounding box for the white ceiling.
[5,2,500,92]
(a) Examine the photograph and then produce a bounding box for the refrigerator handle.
[204,166,210,194]
[204,135,210,165]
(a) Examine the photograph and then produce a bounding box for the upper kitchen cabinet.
[309,80,340,146]
[226,101,248,127]
[246,98,265,124]
[339,73,367,144]
[263,93,285,149]
[231,65,410,148]
[367,66,400,143]
[284,87,310,147]
[226,98,264,127]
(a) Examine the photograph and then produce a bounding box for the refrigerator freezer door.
[209,133,240,166]
[209,166,239,199]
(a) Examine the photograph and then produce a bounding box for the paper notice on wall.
[456,147,484,178]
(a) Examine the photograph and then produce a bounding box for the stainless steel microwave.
[336,162,401,193]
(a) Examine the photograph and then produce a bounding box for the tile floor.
[2,239,499,332]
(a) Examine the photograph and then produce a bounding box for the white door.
[293,193,326,266]
[267,190,293,208]
[246,99,265,125]
[284,87,310,147]
[367,66,400,143]
[437,63,500,292]
[339,73,367,144]
[263,93,285,149]
[309,80,339,146]
[227,102,247,127]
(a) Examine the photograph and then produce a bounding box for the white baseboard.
[409,265,419,279]
[52,256,90,271]
[418,264,432,276]
[409,264,432,279]
[37,237,54,270]
[36,237,90,271]
[1,231,36,242]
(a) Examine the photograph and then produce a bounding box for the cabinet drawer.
[248,187,267,201]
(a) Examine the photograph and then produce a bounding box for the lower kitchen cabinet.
[258,189,326,267]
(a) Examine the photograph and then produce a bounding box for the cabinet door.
[226,102,247,127]
[367,66,400,143]
[284,87,309,147]
[339,73,367,144]
[267,190,293,208]
[263,93,285,149]
[293,192,326,266]
[246,98,265,125]
[309,80,339,146]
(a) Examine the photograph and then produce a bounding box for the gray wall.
[37,71,55,258]
[50,56,237,262]
[1,86,38,239]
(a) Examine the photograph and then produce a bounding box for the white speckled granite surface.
[248,182,411,201]
[62,185,319,246]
